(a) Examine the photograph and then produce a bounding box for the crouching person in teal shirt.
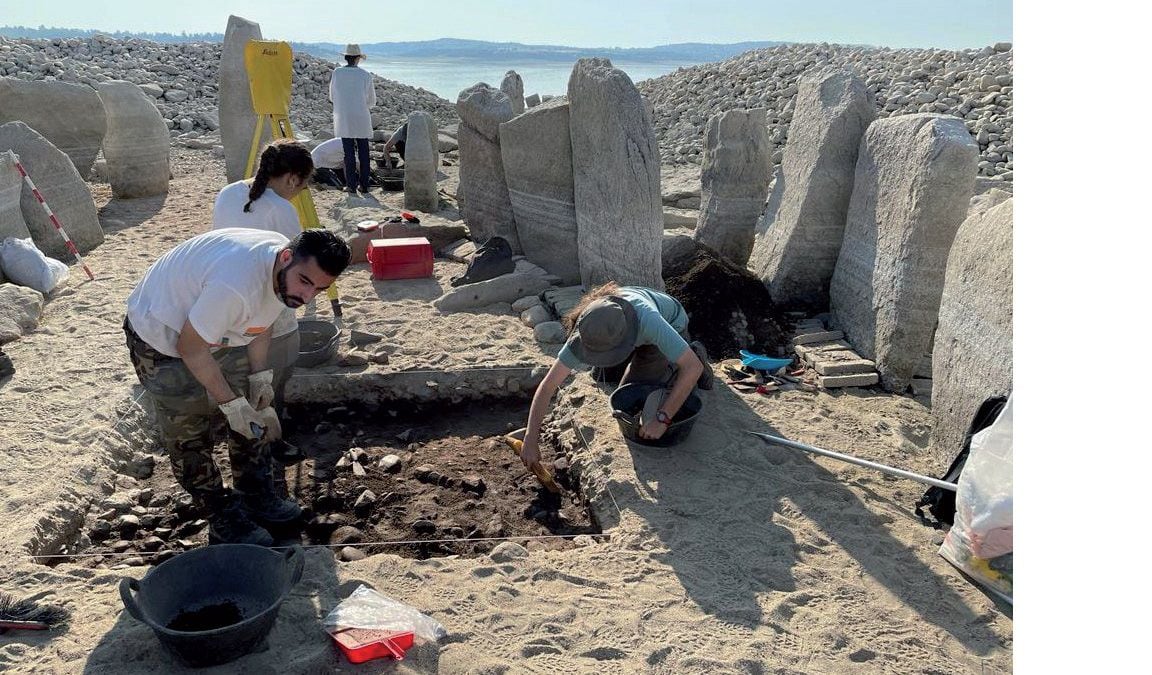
[518,283,713,469]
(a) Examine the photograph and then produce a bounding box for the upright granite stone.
[753,71,874,310]
[501,71,525,115]
[500,96,580,284]
[830,113,979,392]
[0,79,107,180]
[0,122,103,259]
[568,58,663,289]
[0,154,32,243]
[930,193,1012,464]
[456,83,520,251]
[693,108,771,266]
[219,15,266,183]
[403,111,439,212]
[97,81,171,198]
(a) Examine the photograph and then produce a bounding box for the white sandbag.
[0,237,69,293]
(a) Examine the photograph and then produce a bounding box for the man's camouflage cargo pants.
[123,317,272,505]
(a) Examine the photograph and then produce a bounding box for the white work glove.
[219,397,281,441]
[248,369,275,410]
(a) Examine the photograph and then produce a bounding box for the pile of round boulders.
[0,35,458,144]
[638,41,1013,180]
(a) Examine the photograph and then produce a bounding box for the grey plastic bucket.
[119,545,304,668]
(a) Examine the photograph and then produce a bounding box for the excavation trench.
[34,368,601,569]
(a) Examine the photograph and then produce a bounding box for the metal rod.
[747,431,957,491]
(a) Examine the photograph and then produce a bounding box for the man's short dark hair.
[288,229,352,277]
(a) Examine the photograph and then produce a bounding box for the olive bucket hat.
[565,297,638,367]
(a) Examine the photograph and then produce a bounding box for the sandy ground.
[0,147,1012,673]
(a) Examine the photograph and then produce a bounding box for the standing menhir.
[219,15,265,183]
[501,70,525,115]
[693,108,772,267]
[568,58,662,290]
[456,83,519,251]
[0,79,107,180]
[403,111,439,212]
[830,113,979,392]
[96,81,171,199]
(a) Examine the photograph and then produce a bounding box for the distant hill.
[1,26,783,62]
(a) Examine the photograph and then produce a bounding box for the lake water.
[361,57,690,100]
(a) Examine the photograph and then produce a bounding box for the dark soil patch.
[663,242,790,360]
[167,601,244,632]
[71,399,598,567]
[284,399,600,559]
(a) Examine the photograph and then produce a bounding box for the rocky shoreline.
[1,35,1011,180]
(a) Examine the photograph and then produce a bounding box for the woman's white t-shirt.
[211,181,301,337]
[126,229,289,357]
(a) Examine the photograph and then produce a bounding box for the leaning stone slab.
[97,81,171,198]
[456,83,520,251]
[929,197,1013,465]
[433,272,552,312]
[568,58,662,289]
[403,111,439,212]
[1,155,32,247]
[753,71,875,310]
[830,113,979,392]
[0,282,45,343]
[0,79,107,179]
[219,15,266,183]
[500,70,525,115]
[500,97,581,285]
[0,122,103,259]
[693,108,771,266]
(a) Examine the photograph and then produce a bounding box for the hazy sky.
[5,0,1012,50]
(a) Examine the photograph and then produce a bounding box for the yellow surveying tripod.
[244,40,343,317]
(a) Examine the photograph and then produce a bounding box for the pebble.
[340,546,368,562]
[489,541,529,562]
[378,454,402,473]
[412,519,436,534]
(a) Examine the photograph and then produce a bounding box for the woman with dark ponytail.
[210,138,316,462]
[212,138,314,236]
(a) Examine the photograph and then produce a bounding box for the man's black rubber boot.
[236,456,303,524]
[207,494,274,546]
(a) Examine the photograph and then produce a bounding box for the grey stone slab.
[0,122,103,259]
[694,108,771,266]
[457,83,519,251]
[403,111,439,212]
[568,58,662,289]
[0,79,106,179]
[219,15,265,183]
[500,96,580,285]
[830,113,978,392]
[752,71,875,311]
[96,81,170,198]
[929,197,1012,464]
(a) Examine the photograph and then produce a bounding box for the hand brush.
[0,592,70,633]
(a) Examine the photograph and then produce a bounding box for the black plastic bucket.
[610,383,703,448]
[119,545,304,668]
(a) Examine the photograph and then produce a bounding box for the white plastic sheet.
[0,237,68,293]
[940,394,1013,603]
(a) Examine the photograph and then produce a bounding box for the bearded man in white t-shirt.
[124,228,351,545]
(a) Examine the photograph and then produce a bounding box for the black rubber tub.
[119,545,304,668]
[297,320,339,368]
[610,383,703,448]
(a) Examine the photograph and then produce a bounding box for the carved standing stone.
[568,58,662,289]
[456,83,519,251]
[694,108,771,266]
[219,15,266,183]
[830,113,979,392]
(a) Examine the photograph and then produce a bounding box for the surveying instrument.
[243,40,343,317]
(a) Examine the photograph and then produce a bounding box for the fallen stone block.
[792,330,845,346]
[813,358,876,376]
[0,282,45,343]
[434,272,553,312]
[818,372,879,388]
[534,321,567,343]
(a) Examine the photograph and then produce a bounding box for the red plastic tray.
[328,626,415,663]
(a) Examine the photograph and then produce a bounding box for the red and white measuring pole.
[4,150,95,281]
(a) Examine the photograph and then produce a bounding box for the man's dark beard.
[275,261,306,308]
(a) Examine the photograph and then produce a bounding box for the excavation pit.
[53,394,600,569]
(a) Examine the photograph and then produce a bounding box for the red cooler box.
[368,237,433,280]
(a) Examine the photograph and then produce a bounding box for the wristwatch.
[655,410,671,425]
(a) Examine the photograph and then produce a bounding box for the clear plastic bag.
[939,394,1013,603]
[323,584,447,643]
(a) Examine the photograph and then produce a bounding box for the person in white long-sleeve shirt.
[328,43,376,195]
